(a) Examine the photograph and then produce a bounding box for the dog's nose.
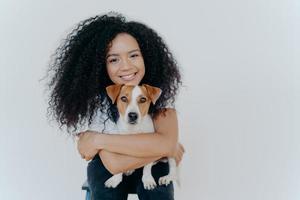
[128,112,138,123]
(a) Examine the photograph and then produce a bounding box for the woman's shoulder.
[75,108,117,134]
[153,107,177,121]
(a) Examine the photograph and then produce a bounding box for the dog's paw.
[142,175,157,190]
[104,174,122,188]
[124,170,135,176]
[158,174,176,186]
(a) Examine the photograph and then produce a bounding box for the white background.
[0,0,299,200]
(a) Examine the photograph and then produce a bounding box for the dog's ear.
[106,84,123,104]
[142,84,162,105]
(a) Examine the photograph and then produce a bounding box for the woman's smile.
[120,72,137,81]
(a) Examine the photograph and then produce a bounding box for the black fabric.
[87,154,174,200]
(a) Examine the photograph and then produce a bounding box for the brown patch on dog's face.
[106,84,123,104]
[116,85,134,118]
[139,86,153,117]
[142,84,162,105]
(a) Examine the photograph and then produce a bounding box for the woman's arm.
[99,150,161,175]
[78,108,178,159]
[100,142,185,175]
[78,108,184,173]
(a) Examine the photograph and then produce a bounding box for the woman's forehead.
[107,33,140,55]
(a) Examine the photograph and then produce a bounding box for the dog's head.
[106,84,161,125]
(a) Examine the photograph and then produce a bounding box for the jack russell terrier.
[104,84,178,190]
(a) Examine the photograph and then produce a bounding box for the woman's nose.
[120,58,132,70]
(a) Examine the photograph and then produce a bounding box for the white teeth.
[121,73,135,81]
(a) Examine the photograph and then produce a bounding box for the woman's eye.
[120,96,127,102]
[130,54,139,58]
[139,97,147,103]
[108,58,118,64]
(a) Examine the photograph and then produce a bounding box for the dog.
[104,84,178,190]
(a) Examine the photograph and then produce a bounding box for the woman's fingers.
[175,154,182,166]
[173,142,185,165]
[175,143,185,165]
[179,142,185,153]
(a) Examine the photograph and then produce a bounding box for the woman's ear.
[106,84,123,104]
[142,84,162,105]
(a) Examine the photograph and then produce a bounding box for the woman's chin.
[124,81,140,85]
[119,79,141,85]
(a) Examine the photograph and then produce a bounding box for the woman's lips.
[120,73,136,81]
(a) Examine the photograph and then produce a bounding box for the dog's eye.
[139,97,147,103]
[120,96,127,102]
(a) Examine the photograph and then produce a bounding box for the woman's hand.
[172,142,185,166]
[77,130,101,161]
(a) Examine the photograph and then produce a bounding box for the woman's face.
[106,33,145,85]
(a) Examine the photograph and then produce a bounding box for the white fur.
[104,86,178,190]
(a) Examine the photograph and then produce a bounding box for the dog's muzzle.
[128,112,138,124]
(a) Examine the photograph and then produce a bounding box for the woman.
[47,13,184,199]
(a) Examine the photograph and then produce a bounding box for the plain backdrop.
[0,0,299,200]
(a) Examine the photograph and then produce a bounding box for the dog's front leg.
[142,162,157,190]
[104,173,123,188]
[158,158,177,186]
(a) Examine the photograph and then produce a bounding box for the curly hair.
[46,13,182,133]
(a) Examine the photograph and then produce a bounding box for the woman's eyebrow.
[128,49,140,53]
[106,54,118,58]
[106,49,141,58]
